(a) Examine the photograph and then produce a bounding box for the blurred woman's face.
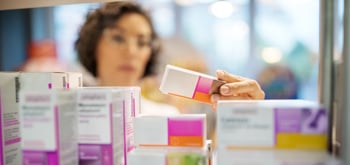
[96,13,152,86]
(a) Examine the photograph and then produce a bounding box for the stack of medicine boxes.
[76,87,140,165]
[19,72,82,165]
[128,114,209,165]
[0,72,82,165]
[158,65,331,165]
[127,64,214,165]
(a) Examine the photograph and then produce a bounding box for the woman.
[75,2,265,114]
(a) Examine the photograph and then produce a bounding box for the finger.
[220,81,265,99]
[216,70,244,82]
[220,80,257,96]
[210,94,251,103]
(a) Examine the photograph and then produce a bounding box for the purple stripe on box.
[23,151,48,165]
[275,108,301,133]
[0,93,3,165]
[5,137,20,146]
[78,144,113,165]
[101,145,113,165]
[195,77,213,94]
[122,100,127,165]
[48,83,52,89]
[79,144,101,160]
[23,150,60,165]
[168,118,203,136]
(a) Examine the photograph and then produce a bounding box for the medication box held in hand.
[160,65,224,104]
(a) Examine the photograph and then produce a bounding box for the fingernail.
[211,94,220,102]
[220,85,230,94]
[217,70,224,77]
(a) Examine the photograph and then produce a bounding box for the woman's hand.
[210,70,265,109]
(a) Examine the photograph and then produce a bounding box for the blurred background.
[0,0,347,151]
[0,0,345,102]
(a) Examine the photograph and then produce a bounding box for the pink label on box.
[195,77,213,94]
[275,108,301,133]
[5,137,20,146]
[4,119,19,127]
[23,151,60,165]
[168,118,203,136]
[122,101,127,165]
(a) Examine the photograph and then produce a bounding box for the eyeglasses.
[103,28,156,51]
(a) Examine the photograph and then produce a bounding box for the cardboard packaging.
[77,87,139,165]
[134,114,206,148]
[128,148,208,165]
[20,90,78,165]
[0,72,21,165]
[217,100,327,150]
[66,72,83,88]
[19,72,67,90]
[160,65,224,104]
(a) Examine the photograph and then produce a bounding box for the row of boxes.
[21,87,140,165]
[1,71,209,165]
[1,66,331,165]
[0,72,82,165]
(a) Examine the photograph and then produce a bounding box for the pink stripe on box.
[122,101,127,165]
[168,118,203,136]
[0,93,3,165]
[48,83,52,89]
[4,120,19,127]
[195,77,213,94]
[109,103,114,165]
[5,137,20,145]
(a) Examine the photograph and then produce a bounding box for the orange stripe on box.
[193,92,211,104]
[169,136,203,147]
[169,92,213,105]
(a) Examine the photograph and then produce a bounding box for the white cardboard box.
[20,90,78,165]
[66,72,83,88]
[217,100,327,150]
[134,114,206,148]
[77,87,139,165]
[0,72,21,165]
[19,72,67,90]
[128,147,208,165]
[160,65,224,104]
[216,149,342,165]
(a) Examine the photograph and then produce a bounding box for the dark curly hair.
[75,2,159,78]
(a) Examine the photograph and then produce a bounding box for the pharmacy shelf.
[212,150,343,165]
